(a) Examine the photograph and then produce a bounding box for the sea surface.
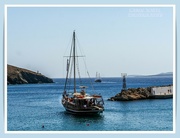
[7,76,173,131]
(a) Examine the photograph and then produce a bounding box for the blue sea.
[7,76,173,131]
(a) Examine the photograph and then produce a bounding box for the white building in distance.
[150,85,173,99]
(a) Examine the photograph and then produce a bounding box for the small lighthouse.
[121,73,127,90]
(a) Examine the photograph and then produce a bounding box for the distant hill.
[128,72,173,77]
[156,72,173,75]
[149,72,173,77]
[7,64,54,85]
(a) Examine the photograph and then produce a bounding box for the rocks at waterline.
[108,87,152,101]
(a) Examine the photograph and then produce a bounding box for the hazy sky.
[7,6,174,78]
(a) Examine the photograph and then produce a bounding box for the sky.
[7,6,174,78]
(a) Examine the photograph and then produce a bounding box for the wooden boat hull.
[62,101,104,115]
[65,108,103,115]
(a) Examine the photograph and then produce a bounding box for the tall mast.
[73,31,76,93]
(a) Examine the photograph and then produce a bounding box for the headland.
[7,64,54,85]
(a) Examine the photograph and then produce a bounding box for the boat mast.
[73,31,76,93]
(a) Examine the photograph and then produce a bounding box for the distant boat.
[61,31,104,115]
[95,72,102,82]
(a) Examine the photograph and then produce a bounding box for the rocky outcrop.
[108,87,151,101]
[7,64,54,85]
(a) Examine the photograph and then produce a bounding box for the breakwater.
[108,85,173,101]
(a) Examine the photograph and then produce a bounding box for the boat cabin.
[65,92,103,108]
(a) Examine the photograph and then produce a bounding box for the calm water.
[7,76,173,131]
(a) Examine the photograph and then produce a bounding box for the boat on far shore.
[95,72,102,82]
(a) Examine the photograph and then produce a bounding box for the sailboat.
[95,72,102,82]
[62,31,104,115]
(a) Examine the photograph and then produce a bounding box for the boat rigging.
[62,31,104,115]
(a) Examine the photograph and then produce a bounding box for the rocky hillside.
[7,64,54,85]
